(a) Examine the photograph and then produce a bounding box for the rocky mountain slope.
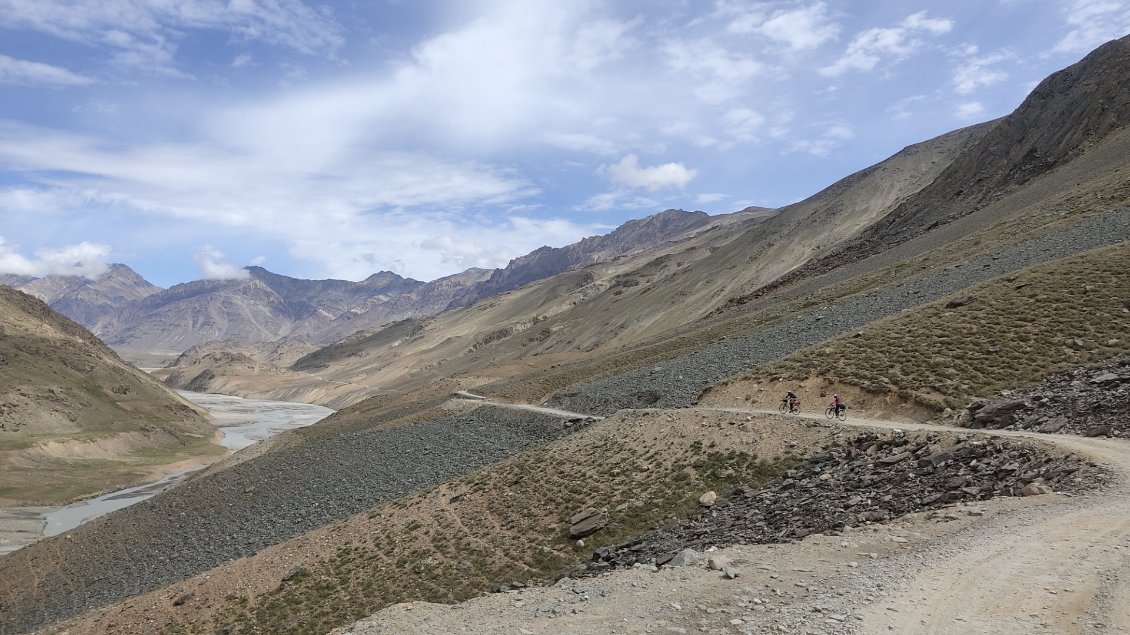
[769,32,1130,289]
[51,208,731,356]
[2,34,1129,635]
[1,263,161,326]
[158,120,989,407]
[446,208,723,308]
[88,267,426,353]
[0,286,219,506]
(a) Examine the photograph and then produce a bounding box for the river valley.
[0,391,332,555]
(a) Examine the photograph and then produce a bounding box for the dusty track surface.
[341,407,1130,635]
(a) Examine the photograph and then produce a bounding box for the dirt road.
[715,407,1130,633]
[341,403,1130,634]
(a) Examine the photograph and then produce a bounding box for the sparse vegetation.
[0,287,221,505]
[161,411,805,635]
[735,244,1129,410]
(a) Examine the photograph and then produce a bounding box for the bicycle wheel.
[825,407,835,419]
[836,408,847,421]
[790,404,800,414]
[779,401,788,414]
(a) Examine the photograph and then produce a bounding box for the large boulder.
[568,508,608,539]
[971,399,1029,429]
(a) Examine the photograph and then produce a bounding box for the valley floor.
[336,410,1130,635]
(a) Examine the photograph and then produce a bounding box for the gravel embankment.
[959,355,1130,436]
[591,429,1103,571]
[549,208,1130,415]
[0,406,570,635]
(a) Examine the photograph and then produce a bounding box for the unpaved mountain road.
[452,393,605,421]
[736,407,1130,634]
[342,402,1130,634]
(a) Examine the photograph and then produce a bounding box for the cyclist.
[784,390,799,410]
[830,394,846,415]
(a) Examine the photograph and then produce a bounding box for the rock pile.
[590,430,1102,571]
[956,355,1129,437]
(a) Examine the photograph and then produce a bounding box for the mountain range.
[1,33,1129,635]
[2,208,758,357]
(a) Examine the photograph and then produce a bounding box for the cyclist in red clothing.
[830,394,845,415]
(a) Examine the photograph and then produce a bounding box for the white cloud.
[417,235,503,271]
[0,54,94,86]
[825,123,856,140]
[664,39,763,103]
[0,122,538,219]
[0,235,110,278]
[821,11,953,77]
[0,186,121,213]
[660,120,720,148]
[602,154,697,191]
[952,50,1011,94]
[1051,0,1130,54]
[296,215,599,280]
[790,122,855,156]
[886,94,927,120]
[903,11,954,35]
[724,108,767,142]
[542,131,618,155]
[579,190,661,212]
[0,186,73,212]
[728,2,841,50]
[71,100,119,114]
[0,0,344,74]
[194,246,249,280]
[955,101,987,119]
[695,192,727,204]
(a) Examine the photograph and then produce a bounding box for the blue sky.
[0,0,1128,287]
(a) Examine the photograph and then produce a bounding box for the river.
[0,391,333,553]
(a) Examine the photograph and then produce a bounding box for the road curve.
[703,405,1130,634]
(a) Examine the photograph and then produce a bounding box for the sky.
[0,1,1128,287]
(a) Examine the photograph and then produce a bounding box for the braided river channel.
[0,391,332,554]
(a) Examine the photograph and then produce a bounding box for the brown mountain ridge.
[0,286,219,506]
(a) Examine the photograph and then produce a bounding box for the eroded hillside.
[0,287,220,505]
[159,120,990,408]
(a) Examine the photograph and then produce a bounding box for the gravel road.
[550,209,1130,415]
[337,414,1130,635]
